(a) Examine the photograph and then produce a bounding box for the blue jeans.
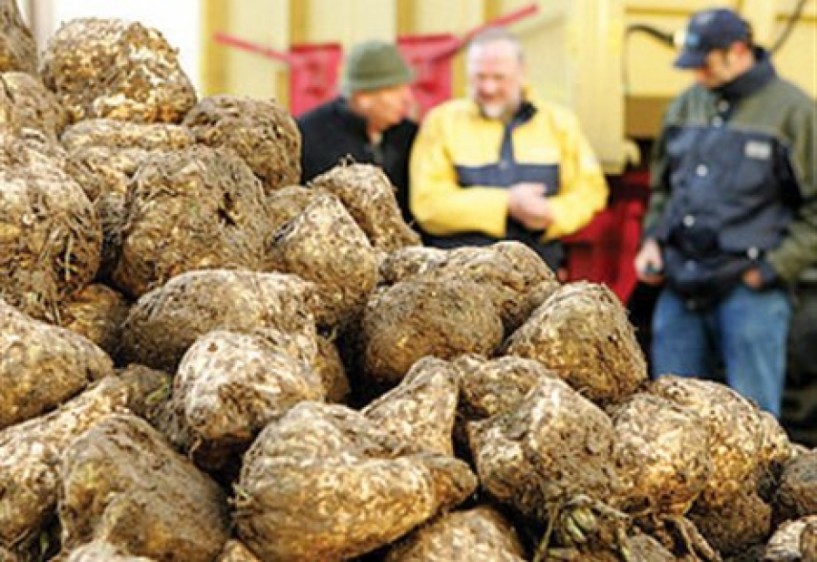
[651,284,790,417]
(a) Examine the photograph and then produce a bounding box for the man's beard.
[480,102,509,120]
[474,92,522,121]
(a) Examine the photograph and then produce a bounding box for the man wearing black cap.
[635,8,817,416]
[297,40,418,224]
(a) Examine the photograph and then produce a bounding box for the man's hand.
[635,238,665,286]
[742,267,764,290]
[508,182,554,231]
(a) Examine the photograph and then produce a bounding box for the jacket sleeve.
[542,112,609,240]
[641,96,685,243]
[409,108,510,238]
[642,126,672,242]
[767,99,817,283]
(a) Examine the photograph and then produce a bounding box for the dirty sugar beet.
[0,365,170,559]
[58,414,230,561]
[381,241,559,333]
[0,131,102,323]
[41,18,196,123]
[112,145,270,298]
[362,278,504,386]
[163,328,325,472]
[266,192,379,329]
[119,269,317,372]
[505,281,647,405]
[0,299,113,431]
[234,401,477,561]
[183,95,301,193]
[309,162,421,253]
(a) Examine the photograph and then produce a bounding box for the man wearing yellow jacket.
[410,27,608,270]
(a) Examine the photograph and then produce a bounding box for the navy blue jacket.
[646,50,817,299]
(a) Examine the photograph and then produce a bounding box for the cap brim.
[674,48,707,69]
[341,67,415,95]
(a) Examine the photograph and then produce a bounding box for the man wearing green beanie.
[298,40,418,225]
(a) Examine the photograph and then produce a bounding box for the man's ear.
[732,40,751,57]
[351,92,373,111]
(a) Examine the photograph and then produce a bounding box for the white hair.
[466,27,525,64]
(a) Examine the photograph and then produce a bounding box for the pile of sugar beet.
[1,4,816,562]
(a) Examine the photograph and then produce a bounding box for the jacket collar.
[333,96,369,137]
[714,47,776,101]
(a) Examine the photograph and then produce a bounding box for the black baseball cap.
[674,8,751,69]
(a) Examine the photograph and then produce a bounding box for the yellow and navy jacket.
[409,92,608,267]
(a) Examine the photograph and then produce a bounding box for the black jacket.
[297,97,418,224]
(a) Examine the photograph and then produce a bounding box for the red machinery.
[213,33,342,117]
[396,33,459,119]
[562,170,650,304]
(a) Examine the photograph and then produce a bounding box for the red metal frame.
[288,43,342,116]
[213,32,342,116]
[397,34,459,118]
[562,170,650,304]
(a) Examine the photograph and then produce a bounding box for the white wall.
[26,0,202,92]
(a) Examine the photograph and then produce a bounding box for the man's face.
[354,84,415,132]
[467,39,525,120]
[692,45,741,89]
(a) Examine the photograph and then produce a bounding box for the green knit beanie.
[341,40,414,95]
